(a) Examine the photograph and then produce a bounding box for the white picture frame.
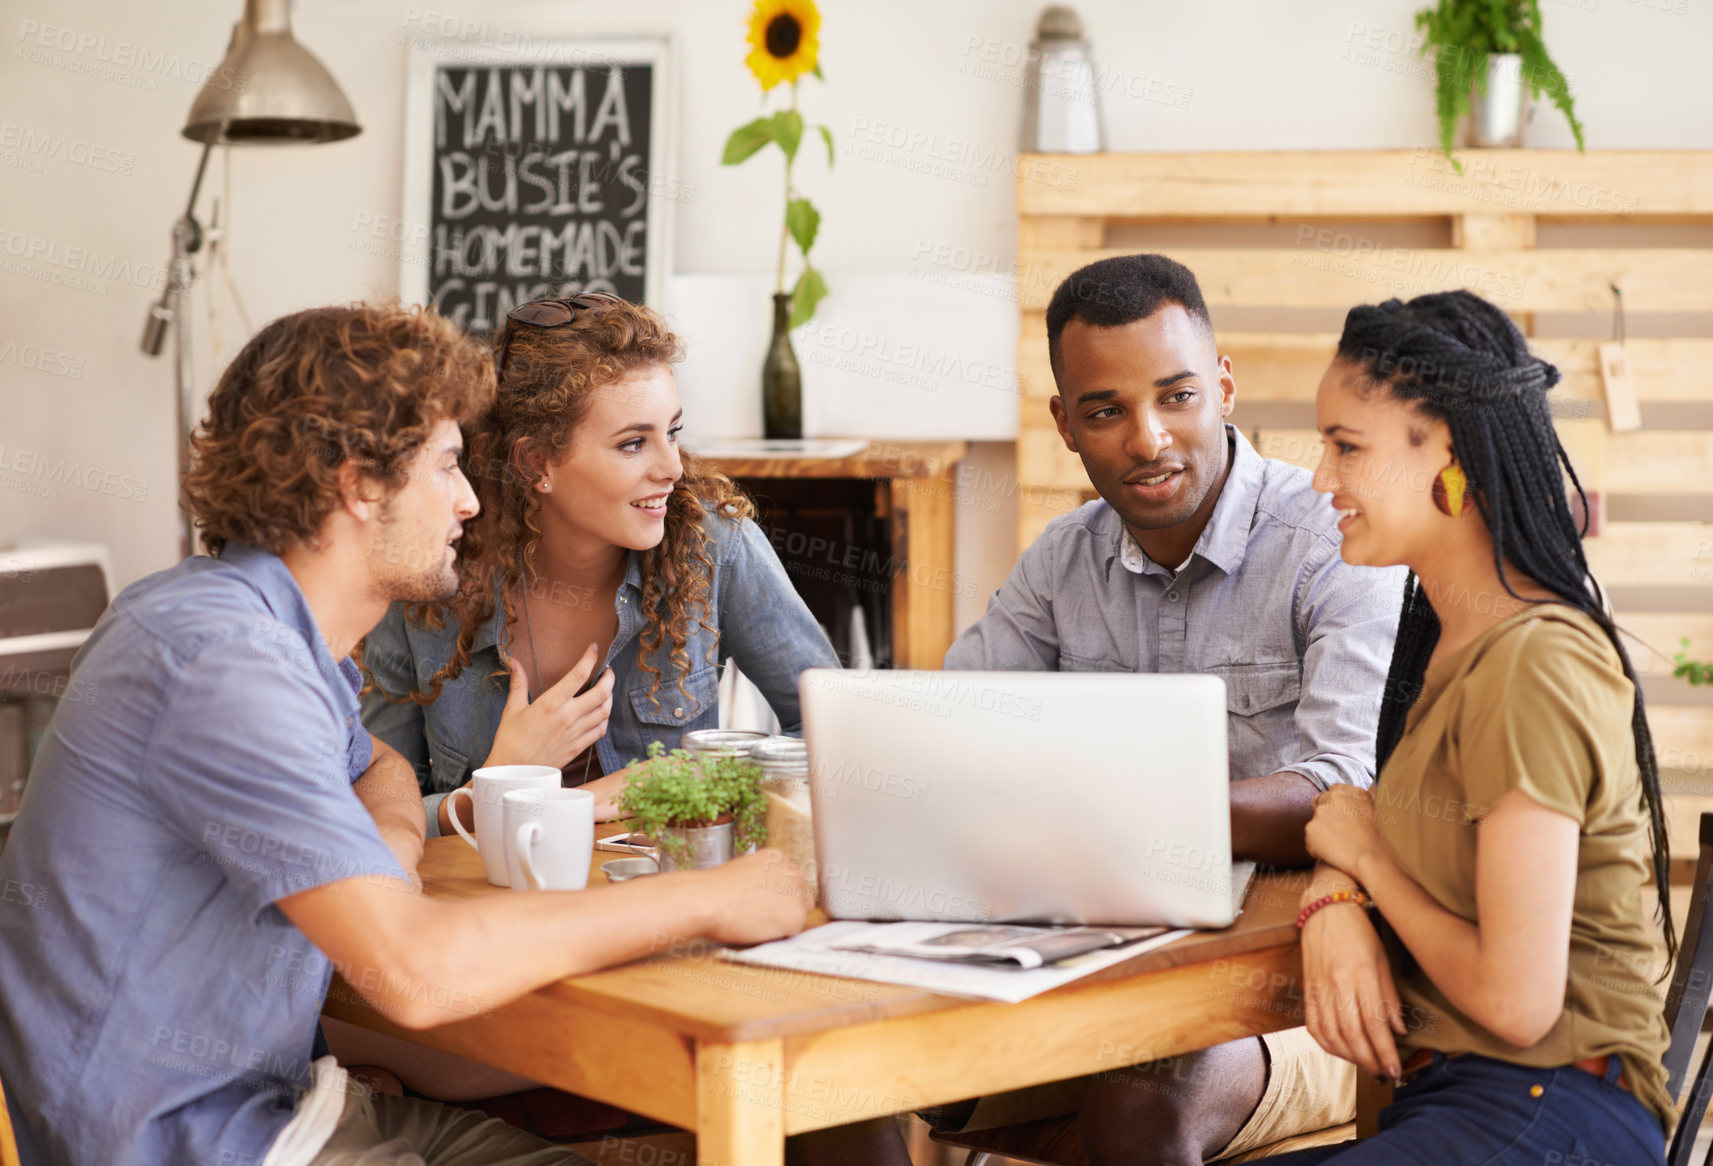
[400,35,675,327]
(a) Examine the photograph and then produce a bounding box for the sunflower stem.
[775,83,797,297]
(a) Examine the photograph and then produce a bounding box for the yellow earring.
[1432,463,1468,517]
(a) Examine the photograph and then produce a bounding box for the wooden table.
[324,838,1308,1165]
[700,440,967,670]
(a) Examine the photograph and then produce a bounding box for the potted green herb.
[617,742,768,871]
[1415,0,1584,166]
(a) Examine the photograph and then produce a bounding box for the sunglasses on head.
[493,291,624,379]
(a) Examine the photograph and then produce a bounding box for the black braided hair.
[1339,290,1674,964]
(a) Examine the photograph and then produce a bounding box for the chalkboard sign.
[401,38,674,331]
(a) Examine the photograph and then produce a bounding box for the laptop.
[800,669,1249,929]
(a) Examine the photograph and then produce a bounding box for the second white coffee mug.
[505,787,595,892]
[447,765,561,887]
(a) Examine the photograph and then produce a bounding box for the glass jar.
[680,728,769,763]
[680,729,769,784]
[749,738,816,901]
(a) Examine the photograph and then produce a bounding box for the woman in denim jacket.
[361,293,839,837]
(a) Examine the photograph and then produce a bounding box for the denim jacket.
[360,510,839,835]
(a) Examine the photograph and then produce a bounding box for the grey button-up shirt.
[946,427,1404,789]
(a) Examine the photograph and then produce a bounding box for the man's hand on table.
[695,849,811,946]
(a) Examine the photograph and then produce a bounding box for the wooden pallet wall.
[1014,149,1713,868]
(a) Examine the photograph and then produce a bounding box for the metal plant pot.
[657,818,735,871]
[1467,52,1529,148]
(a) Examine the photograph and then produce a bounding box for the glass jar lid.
[749,737,808,768]
[681,729,770,756]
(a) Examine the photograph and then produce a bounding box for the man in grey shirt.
[940,254,1404,1165]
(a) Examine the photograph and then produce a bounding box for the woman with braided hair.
[1253,290,1672,1164]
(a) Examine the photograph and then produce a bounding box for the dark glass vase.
[762,292,802,440]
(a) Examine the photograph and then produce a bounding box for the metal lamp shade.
[182,0,360,145]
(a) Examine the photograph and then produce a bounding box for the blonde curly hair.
[405,297,753,708]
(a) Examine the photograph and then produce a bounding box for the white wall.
[2,0,1709,627]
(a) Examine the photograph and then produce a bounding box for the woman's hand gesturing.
[484,644,614,770]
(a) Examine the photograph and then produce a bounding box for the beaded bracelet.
[1296,888,1373,930]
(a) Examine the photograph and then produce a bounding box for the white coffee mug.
[505,787,595,892]
[447,765,561,886]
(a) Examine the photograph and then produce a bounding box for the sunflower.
[744,0,819,91]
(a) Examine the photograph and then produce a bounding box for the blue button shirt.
[0,543,406,1166]
[946,427,1405,789]
[361,509,840,835]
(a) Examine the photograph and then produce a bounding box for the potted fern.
[617,742,768,871]
[1415,0,1584,165]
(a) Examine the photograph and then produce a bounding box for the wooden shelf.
[699,439,964,481]
[1016,149,1713,219]
[701,440,968,670]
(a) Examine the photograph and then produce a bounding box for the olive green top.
[1377,603,1670,1129]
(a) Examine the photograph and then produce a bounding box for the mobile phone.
[596,832,657,856]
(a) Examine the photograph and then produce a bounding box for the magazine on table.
[720,919,1193,1004]
[718,863,1257,1004]
[827,923,1171,970]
